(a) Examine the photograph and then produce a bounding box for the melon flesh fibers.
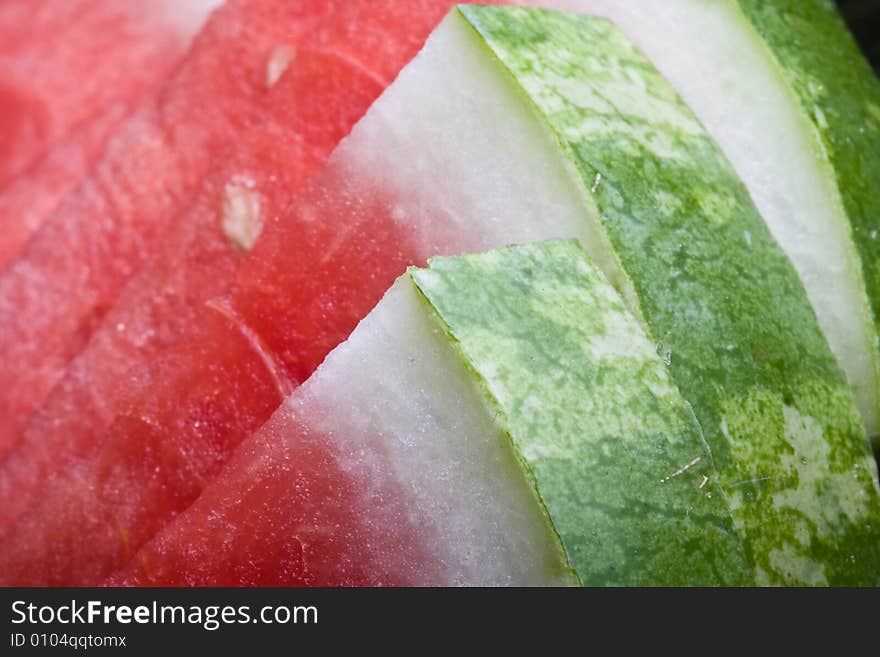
[109,240,749,586]
[3,6,878,585]
[0,0,459,450]
[556,0,880,436]
[0,47,386,530]
[0,0,219,267]
[0,0,217,188]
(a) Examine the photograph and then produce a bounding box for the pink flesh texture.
[0,0,486,585]
[0,104,131,269]
[0,164,426,585]
[0,0,213,219]
[0,49,384,532]
[104,407,440,587]
[0,0,439,448]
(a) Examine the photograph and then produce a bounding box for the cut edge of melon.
[291,271,577,586]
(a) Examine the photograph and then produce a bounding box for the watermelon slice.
[3,6,877,585]
[0,0,480,528]
[0,0,462,450]
[0,0,219,267]
[556,0,880,437]
[107,240,751,586]
[0,0,508,534]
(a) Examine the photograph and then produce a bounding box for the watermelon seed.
[266,45,296,88]
[221,179,262,251]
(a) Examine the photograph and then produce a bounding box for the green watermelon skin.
[462,4,880,585]
[412,240,752,586]
[548,0,880,440]
[733,0,880,387]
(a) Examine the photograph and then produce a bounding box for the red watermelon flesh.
[0,0,216,191]
[0,1,487,584]
[104,411,438,587]
[0,0,438,450]
[0,48,384,532]
[0,319,294,585]
[0,188,420,584]
[0,104,130,269]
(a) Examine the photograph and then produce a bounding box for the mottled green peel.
[412,240,751,585]
[458,4,880,584]
[731,0,880,438]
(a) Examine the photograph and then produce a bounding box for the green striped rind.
[731,0,880,425]
[410,240,751,586]
[458,4,880,584]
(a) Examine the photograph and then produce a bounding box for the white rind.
[288,277,575,586]
[335,12,638,313]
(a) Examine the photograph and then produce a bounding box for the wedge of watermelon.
[0,0,463,450]
[3,6,877,585]
[0,0,517,536]
[0,0,480,530]
[0,0,219,267]
[108,240,750,586]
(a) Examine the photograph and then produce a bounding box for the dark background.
[838,0,880,71]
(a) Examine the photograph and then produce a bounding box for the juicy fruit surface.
[108,413,442,586]
[2,2,878,586]
[0,0,215,267]
[0,326,285,585]
[0,0,599,582]
[0,47,383,534]
[0,169,422,585]
[0,0,471,584]
[0,106,131,269]
[0,0,340,448]
[0,0,461,454]
[0,0,203,187]
[463,4,880,583]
